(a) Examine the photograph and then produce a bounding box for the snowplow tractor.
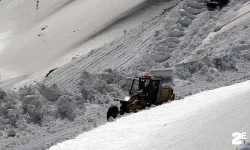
[207,0,229,10]
[107,68,175,121]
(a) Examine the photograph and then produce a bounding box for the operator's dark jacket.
[144,82,157,104]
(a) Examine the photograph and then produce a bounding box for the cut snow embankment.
[48,80,250,150]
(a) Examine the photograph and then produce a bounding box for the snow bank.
[0,69,130,149]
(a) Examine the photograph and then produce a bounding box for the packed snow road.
[48,80,250,150]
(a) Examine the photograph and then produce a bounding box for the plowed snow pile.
[0,70,132,150]
[0,0,250,149]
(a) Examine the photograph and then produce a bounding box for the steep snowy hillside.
[48,80,250,150]
[0,0,179,81]
[0,0,250,150]
[37,0,250,98]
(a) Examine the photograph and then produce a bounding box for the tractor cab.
[129,76,161,94]
[128,76,161,105]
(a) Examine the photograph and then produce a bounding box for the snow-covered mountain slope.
[27,0,250,98]
[48,80,250,150]
[0,0,179,81]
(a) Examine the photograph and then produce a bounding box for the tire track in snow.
[40,0,176,90]
[47,22,148,87]
[48,18,157,88]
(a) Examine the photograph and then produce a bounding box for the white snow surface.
[48,80,250,150]
[0,0,250,150]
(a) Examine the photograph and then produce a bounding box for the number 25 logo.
[232,132,247,145]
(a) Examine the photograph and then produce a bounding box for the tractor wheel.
[171,94,175,101]
[146,103,152,107]
[120,103,129,115]
[133,109,138,113]
[107,106,119,121]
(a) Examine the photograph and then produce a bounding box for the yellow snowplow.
[107,68,175,121]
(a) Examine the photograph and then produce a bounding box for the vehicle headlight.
[125,96,130,101]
